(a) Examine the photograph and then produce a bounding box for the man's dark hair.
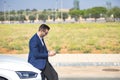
[38,24,50,31]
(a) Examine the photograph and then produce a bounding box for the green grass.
[0,23,120,54]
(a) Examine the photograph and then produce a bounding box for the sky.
[0,0,120,11]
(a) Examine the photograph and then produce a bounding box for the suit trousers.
[41,61,58,80]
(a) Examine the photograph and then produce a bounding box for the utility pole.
[8,5,10,23]
[60,0,63,21]
[55,0,58,21]
[4,0,6,22]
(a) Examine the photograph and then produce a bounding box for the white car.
[0,54,41,80]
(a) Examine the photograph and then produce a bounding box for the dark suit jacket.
[28,33,48,70]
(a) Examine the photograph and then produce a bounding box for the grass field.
[0,23,120,54]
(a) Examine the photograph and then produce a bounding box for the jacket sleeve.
[29,37,48,59]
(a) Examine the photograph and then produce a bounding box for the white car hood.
[0,55,40,72]
[0,61,38,71]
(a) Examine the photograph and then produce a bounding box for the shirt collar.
[37,33,44,45]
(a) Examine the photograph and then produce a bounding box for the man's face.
[41,29,49,37]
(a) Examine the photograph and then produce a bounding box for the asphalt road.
[60,78,120,80]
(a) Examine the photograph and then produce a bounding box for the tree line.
[0,6,120,23]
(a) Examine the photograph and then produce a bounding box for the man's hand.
[48,51,56,56]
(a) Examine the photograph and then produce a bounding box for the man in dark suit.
[28,24,58,80]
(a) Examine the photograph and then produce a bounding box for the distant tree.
[10,10,16,15]
[25,9,31,15]
[38,14,47,22]
[38,10,48,22]
[0,11,4,15]
[112,7,120,21]
[26,9,30,11]
[29,15,36,23]
[15,16,19,21]
[10,16,15,21]
[19,15,26,23]
[105,7,113,22]
[32,8,37,12]
[0,15,4,23]
[69,9,81,22]
[106,7,120,22]
[51,11,56,21]
[58,12,68,21]
[106,9,112,18]
[88,7,107,22]
[81,9,89,21]
[46,9,53,20]
[47,9,52,11]
[17,10,24,15]
[31,9,38,16]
